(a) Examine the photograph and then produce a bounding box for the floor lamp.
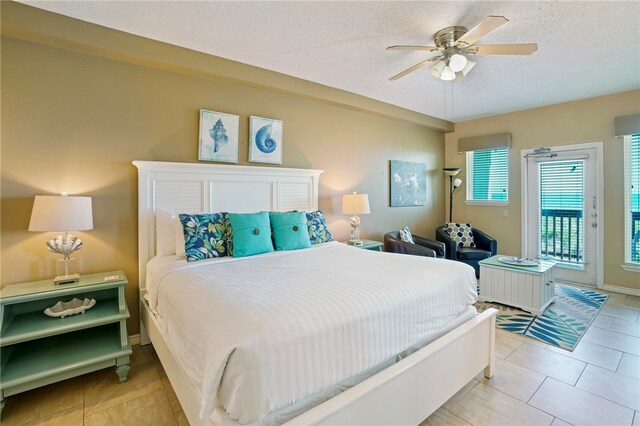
[443,168,462,222]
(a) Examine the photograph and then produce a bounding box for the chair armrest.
[435,227,457,260]
[384,238,436,257]
[413,235,446,258]
[473,228,498,255]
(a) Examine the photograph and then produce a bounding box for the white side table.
[479,255,556,315]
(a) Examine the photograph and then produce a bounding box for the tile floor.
[2,292,639,426]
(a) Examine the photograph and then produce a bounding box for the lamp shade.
[29,195,93,232]
[443,167,461,177]
[461,59,476,76]
[430,60,446,79]
[440,66,456,81]
[342,193,370,215]
[448,54,468,72]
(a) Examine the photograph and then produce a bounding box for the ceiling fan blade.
[456,16,509,46]
[386,45,440,52]
[467,43,538,55]
[389,56,441,81]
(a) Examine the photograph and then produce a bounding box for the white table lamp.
[29,194,93,284]
[342,192,370,246]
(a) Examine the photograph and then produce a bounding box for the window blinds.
[625,134,640,263]
[539,160,584,211]
[468,148,508,201]
[539,160,584,263]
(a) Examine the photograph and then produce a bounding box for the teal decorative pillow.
[399,226,414,244]
[228,212,274,257]
[179,213,229,262]
[305,210,334,245]
[270,212,311,251]
[445,222,476,248]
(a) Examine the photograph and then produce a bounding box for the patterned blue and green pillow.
[445,222,476,248]
[179,213,230,262]
[305,210,334,245]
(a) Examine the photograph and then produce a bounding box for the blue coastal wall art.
[199,109,239,163]
[390,160,427,207]
[249,116,283,164]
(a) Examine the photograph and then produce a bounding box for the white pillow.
[175,220,186,257]
[156,208,178,256]
[399,226,415,244]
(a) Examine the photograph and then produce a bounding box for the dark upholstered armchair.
[435,226,497,277]
[384,231,446,258]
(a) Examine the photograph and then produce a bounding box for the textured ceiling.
[20,1,640,121]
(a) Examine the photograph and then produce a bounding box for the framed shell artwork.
[199,109,239,163]
[249,116,283,164]
[390,160,427,207]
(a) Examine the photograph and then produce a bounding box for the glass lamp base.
[55,258,80,285]
[348,227,362,245]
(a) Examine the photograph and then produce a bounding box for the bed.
[134,160,497,425]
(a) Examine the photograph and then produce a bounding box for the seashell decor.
[255,124,277,153]
[44,298,96,318]
[46,234,83,257]
[209,118,229,153]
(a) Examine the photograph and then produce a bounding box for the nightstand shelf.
[1,324,128,388]
[0,270,131,412]
[1,298,126,345]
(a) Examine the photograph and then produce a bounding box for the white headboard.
[133,160,323,291]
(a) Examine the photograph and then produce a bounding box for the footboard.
[287,308,498,426]
[142,295,497,426]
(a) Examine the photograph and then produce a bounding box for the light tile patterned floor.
[2,292,639,425]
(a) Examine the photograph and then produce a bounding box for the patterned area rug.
[475,284,608,351]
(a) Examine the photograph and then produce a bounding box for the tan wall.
[1,31,445,333]
[445,90,640,291]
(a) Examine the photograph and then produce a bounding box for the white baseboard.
[602,284,640,297]
[129,333,141,346]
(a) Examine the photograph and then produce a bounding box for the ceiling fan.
[387,16,537,82]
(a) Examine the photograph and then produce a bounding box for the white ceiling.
[20,1,640,121]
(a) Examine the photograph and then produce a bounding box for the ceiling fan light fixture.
[429,60,446,78]
[448,53,467,72]
[461,59,477,76]
[440,66,456,81]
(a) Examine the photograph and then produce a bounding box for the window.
[466,147,509,204]
[624,134,640,265]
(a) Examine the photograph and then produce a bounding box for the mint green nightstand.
[0,271,132,411]
[343,240,384,251]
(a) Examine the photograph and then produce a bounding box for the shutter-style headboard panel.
[133,161,323,291]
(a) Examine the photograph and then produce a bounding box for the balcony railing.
[540,209,583,263]
[541,210,640,264]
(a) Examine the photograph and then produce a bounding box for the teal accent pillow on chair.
[270,212,311,251]
[228,212,274,257]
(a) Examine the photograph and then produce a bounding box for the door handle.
[593,196,596,209]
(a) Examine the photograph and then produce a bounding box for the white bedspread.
[146,242,478,424]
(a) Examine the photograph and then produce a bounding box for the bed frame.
[134,160,497,425]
